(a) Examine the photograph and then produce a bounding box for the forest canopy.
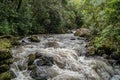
[0,0,119,53]
[0,0,83,35]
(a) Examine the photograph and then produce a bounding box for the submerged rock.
[28,65,36,70]
[70,38,76,40]
[111,75,120,80]
[45,41,59,48]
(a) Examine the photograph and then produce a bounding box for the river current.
[10,34,120,80]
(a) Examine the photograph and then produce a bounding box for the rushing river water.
[10,34,120,80]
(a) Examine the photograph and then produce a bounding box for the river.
[10,34,120,80]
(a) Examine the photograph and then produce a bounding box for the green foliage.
[0,0,83,35]
[85,0,120,53]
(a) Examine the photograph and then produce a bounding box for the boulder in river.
[0,71,12,80]
[74,28,91,37]
[30,67,49,80]
[28,35,40,42]
[28,54,36,65]
[45,41,59,48]
[34,56,54,66]
[0,49,12,61]
[0,64,9,73]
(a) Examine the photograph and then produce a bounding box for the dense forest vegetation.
[0,0,119,54]
[0,0,83,35]
[0,0,120,51]
[0,0,119,52]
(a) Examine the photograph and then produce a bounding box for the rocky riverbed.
[9,34,120,80]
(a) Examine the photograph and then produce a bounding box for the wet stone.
[30,67,49,80]
[101,72,110,80]
[34,56,54,66]
[0,49,12,60]
[28,65,36,70]
[0,64,9,73]
[0,71,12,80]
[28,35,40,42]
[70,38,76,40]
[111,75,120,80]
[45,41,59,48]
[28,54,36,65]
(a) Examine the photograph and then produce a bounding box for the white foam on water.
[11,34,120,80]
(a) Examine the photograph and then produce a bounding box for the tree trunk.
[16,0,22,12]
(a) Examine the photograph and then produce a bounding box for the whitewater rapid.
[11,34,120,80]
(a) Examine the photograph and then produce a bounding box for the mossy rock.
[0,64,9,73]
[0,71,12,80]
[28,54,36,65]
[28,36,40,42]
[0,39,11,50]
[86,46,96,56]
[0,49,12,60]
[74,28,91,37]
[0,58,13,65]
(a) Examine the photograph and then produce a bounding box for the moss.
[0,39,11,50]
[0,49,12,60]
[28,54,36,65]
[0,64,9,73]
[0,71,12,80]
